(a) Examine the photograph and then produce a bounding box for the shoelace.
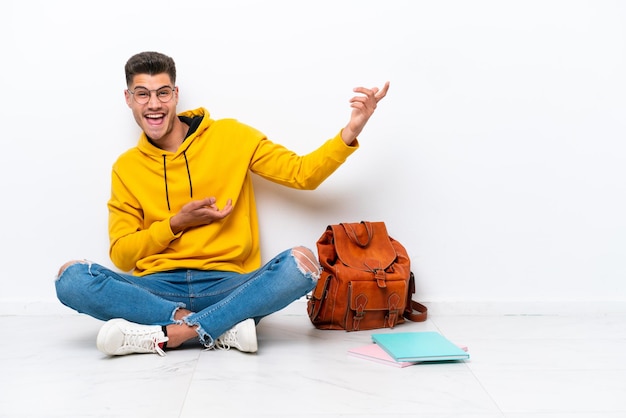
[209,329,238,351]
[120,331,168,357]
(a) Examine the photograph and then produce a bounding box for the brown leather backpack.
[307,221,427,331]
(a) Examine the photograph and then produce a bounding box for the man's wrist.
[341,126,359,146]
[169,215,184,235]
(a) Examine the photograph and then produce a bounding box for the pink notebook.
[348,343,417,368]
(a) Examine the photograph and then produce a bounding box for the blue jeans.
[55,248,319,346]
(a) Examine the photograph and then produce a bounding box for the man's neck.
[149,118,189,153]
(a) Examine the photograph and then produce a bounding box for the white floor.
[1,301,625,418]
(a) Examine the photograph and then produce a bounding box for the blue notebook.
[371,331,470,362]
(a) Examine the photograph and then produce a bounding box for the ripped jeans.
[55,247,319,347]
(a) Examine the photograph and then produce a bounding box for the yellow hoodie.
[108,108,358,276]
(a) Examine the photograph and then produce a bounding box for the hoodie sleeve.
[250,130,359,190]
[108,167,180,272]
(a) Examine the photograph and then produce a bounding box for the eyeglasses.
[128,86,175,104]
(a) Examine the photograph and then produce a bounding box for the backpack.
[307,221,427,331]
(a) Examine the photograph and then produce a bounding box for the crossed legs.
[56,246,320,352]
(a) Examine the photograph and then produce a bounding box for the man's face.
[125,73,179,143]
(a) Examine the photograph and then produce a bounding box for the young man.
[55,51,389,356]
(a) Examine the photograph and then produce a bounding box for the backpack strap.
[404,300,428,322]
[403,272,428,322]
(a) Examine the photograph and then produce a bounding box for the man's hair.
[125,51,177,86]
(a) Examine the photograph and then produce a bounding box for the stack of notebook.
[348,331,469,367]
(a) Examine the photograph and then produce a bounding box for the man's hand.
[170,197,234,235]
[341,81,390,145]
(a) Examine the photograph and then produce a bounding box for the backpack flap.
[333,222,397,280]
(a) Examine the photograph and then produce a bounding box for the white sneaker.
[214,318,257,353]
[97,318,168,356]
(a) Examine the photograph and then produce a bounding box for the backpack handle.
[342,221,373,248]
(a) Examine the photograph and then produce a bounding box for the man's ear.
[124,89,132,107]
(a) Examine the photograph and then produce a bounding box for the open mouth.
[145,113,165,125]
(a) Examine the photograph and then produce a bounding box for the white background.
[2,0,625,314]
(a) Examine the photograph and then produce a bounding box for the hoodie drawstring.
[183,151,193,199]
[162,155,171,211]
[162,152,193,212]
